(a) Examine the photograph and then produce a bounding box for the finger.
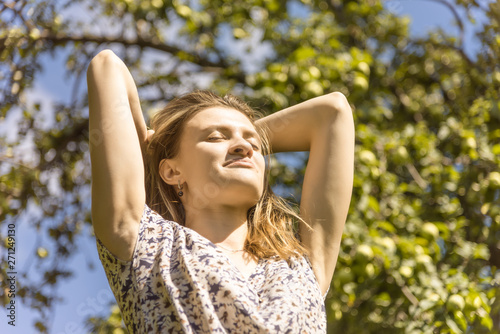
[145,129,155,144]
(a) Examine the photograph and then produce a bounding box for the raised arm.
[255,92,355,294]
[87,50,147,261]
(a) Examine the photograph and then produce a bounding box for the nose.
[229,138,253,158]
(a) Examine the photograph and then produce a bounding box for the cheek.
[181,146,223,176]
[256,155,266,176]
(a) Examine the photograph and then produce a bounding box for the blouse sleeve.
[95,204,176,297]
[95,204,175,332]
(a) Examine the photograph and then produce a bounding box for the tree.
[1,0,499,332]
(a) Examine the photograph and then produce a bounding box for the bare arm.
[255,92,355,294]
[87,49,147,261]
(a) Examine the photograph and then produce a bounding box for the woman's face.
[173,107,266,210]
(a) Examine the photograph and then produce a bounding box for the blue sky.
[0,1,488,333]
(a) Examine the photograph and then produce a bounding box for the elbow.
[91,49,118,63]
[325,92,352,115]
[321,92,354,125]
[87,49,120,75]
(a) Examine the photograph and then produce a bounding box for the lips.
[223,158,254,168]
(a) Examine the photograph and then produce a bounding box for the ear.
[159,159,182,186]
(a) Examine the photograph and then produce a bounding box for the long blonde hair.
[145,90,308,260]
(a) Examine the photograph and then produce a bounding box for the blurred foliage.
[86,305,127,334]
[1,0,500,332]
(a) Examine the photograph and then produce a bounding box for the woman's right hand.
[145,129,155,145]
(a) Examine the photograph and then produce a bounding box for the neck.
[184,203,249,250]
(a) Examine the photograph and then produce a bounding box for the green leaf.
[472,244,490,260]
[453,311,467,331]
[480,314,493,330]
[293,46,316,62]
[445,317,463,334]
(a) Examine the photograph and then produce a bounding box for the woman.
[87,49,354,333]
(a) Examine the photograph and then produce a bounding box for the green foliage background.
[1,0,499,332]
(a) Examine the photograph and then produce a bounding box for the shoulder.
[140,204,182,239]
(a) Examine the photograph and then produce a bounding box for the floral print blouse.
[96,204,326,333]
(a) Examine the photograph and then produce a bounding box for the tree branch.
[420,0,465,46]
[32,30,247,84]
[401,285,419,306]
[405,163,429,189]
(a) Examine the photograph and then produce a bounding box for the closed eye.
[207,136,225,141]
[246,138,261,151]
[206,133,260,150]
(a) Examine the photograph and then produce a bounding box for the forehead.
[186,107,256,132]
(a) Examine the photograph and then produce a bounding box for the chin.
[220,183,263,208]
[206,169,264,206]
